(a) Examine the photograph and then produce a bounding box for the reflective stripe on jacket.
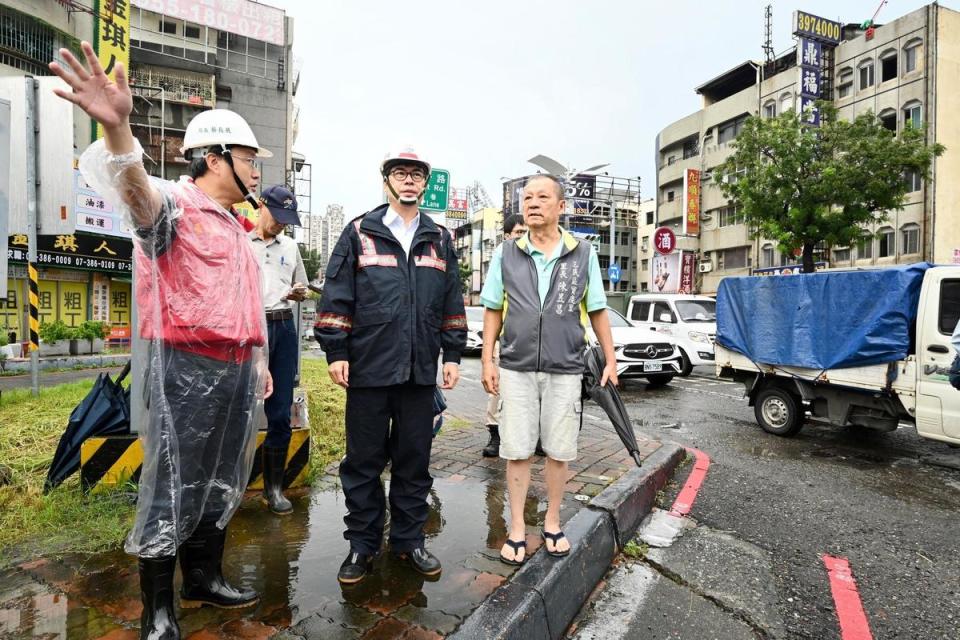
[315,204,466,387]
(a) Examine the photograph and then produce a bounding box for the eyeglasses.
[231,155,259,169]
[389,168,427,183]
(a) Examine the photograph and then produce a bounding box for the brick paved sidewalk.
[1,409,661,639]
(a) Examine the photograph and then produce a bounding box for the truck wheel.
[754,387,804,436]
[678,349,693,377]
[644,373,675,389]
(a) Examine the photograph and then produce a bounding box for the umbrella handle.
[115,360,132,386]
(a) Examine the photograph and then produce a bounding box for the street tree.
[458,262,472,295]
[715,102,944,272]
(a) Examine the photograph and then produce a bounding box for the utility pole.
[25,77,39,396]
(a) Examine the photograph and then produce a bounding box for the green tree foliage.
[459,262,472,295]
[715,102,944,272]
[300,246,323,282]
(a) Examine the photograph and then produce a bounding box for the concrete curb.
[449,442,686,640]
[588,443,687,548]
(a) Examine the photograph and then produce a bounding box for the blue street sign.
[607,264,621,284]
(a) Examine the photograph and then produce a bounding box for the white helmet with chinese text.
[182,109,272,208]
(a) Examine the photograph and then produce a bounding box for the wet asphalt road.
[556,364,960,640]
[451,357,960,639]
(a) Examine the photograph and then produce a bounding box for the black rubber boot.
[262,446,293,515]
[482,426,500,458]
[138,556,181,640]
[179,519,259,609]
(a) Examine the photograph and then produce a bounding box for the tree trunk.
[801,242,816,273]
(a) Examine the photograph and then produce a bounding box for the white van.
[626,294,716,376]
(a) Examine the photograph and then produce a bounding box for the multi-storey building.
[656,3,960,294]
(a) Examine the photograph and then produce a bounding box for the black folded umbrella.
[44,362,132,492]
[582,345,643,467]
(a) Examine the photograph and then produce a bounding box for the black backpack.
[950,354,960,391]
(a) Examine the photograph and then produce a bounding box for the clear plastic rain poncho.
[80,138,267,559]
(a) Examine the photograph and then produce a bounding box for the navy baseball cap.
[260,185,302,226]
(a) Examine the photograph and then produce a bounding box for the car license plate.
[643,362,663,372]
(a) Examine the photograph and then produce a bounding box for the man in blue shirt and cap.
[250,185,309,514]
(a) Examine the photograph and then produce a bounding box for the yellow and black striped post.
[27,263,39,351]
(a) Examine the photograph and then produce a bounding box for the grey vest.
[499,234,591,374]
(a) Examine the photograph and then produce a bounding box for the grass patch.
[622,539,649,559]
[0,379,137,565]
[0,358,348,565]
[299,357,347,482]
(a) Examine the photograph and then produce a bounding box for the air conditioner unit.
[698,263,713,273]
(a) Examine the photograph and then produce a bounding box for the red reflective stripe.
[353,219,398,268]
[316,313,353,332]
[358,255,398,268]
[442,315,467,330]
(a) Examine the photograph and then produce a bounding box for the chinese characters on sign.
[133,0,285,46]
[420,169,450,213]
[682,169,701,236]
[680,252,695,294]
[653,227,676,256]
[95,0,130,139]
[794,11,842,128]
[75,170,130,237]
[6,235,133,273]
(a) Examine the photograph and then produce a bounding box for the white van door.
[915,268,960,442]
[651,301,677,337]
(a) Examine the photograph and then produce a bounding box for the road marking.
[822,555,874,640]
[668,447,711,517]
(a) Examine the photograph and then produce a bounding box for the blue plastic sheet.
[716,263,933,370]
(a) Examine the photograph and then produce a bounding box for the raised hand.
[48,41,132,130]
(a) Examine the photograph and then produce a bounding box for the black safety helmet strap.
[219,145,261,209]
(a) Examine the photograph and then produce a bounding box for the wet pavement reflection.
[0,475,581,639]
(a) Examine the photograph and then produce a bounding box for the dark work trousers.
[341,382,435,555]
[264,317,298,450]
[132,345,255,558]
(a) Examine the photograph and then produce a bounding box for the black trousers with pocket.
[340,381,435,555]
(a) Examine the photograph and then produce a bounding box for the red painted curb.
[822,555,874,640]
[668,447,710,517]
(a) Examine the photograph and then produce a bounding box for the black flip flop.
[499,538,527,566]
[541,529,570,557]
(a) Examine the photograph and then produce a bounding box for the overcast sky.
[271,0,954,219]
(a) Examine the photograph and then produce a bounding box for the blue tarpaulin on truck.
[716,263,933,370]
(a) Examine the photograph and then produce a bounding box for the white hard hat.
[181,109,273,159]
[381,146,431,176]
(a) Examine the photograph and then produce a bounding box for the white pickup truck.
[716,266,960,445]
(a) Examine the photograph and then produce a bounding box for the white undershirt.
[382,206,420,257]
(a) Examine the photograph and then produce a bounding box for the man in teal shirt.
[480,174,617,565]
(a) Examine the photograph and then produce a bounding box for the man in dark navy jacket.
[315,147,466,584]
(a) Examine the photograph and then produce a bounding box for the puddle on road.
[1,477,561,638]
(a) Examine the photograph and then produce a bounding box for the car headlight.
[688,331,710,343]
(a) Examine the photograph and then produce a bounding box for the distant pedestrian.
[482,214,529,458]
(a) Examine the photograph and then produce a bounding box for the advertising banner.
[682,169,701,236]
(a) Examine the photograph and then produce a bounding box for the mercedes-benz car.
[464,305,485,355]
[591,307,683,387]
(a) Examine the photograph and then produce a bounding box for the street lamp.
[527,154,617,292]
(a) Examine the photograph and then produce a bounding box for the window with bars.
[837,68,853,98]
[878,227,895,258]
[903,102,922,130]
[900,224,920,255]
[859,60,875,90]
[761,244,775,268]
[857,237,873,260]
[718,247,748,271]
[903,39,923,74]
[718,205,744,227]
